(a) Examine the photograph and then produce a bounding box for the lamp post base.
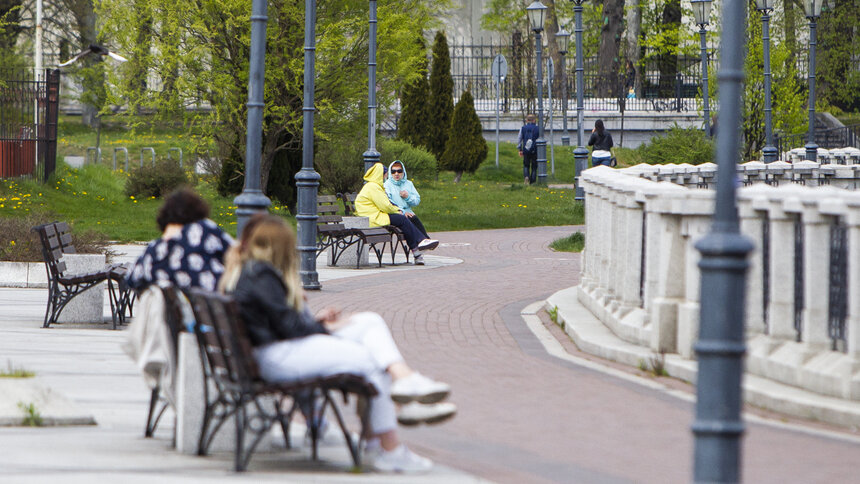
[561,134,570,146]
[573,146,588,201]
[536,138,548,185]
[805,142,818,162]
[762,145,778,164]
[363,149,380,173]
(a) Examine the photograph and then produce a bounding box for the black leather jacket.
[231,261,326,347]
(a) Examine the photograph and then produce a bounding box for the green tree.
[98,0,443,208]
[744,2,806,160]
[427,31,454,160]
[818,0,860,112]
[397,35,430,149]
[440,91,487,183]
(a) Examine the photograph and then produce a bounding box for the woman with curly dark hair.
[127,188,234,292]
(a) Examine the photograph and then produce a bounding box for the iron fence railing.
[827,220,848,352]
[0,69,60,181]
[448,36,714,113]
[775,124,860,158]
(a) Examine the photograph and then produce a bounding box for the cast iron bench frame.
[187,288,378,472]
[32,221,133,329]
[338,192,411,264]
[317,194,389,268]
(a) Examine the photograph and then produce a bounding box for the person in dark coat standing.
[517,114,540,185]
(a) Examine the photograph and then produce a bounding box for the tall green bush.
[635,125,714,165]
[397,36,430,149]
[379,138,437,182]
[440,91,487,182]
[427,31,454,160]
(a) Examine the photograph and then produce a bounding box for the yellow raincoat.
[355,163,400,227]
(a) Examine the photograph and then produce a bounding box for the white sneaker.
[416,239,439,251]
[390,372,451,404]
[370,444,433,473]
[397,401,457,426]
[414,254,425,265]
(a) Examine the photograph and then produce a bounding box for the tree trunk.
[453,171,462,183]
[625,0,643,97]
[657,0,681,98]
[597,0,625,98]
[68,0,102,128]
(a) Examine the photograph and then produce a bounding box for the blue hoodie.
[384,161,421,215]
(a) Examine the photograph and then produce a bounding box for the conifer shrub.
[427,31,454,161]
[379,138,437,182]
[397,36,430,149]
[440,91,487,182]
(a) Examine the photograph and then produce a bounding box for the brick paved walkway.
[307,226,860,484]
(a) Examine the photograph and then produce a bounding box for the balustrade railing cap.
[741,161,766,170]
[698,162,717,173]
[657,164,679,174]
[818,197,848,216]
[793,160,820,170]
[737,182,775,199]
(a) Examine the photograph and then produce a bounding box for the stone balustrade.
[580,165,860,401]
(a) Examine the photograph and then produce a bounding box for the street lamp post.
[296,0,322,289]
[803,0,825,161]
[557,29,571,147]
[235,0,272,237]
[527,1,548,185]
[691,0,754,481]
[691,0,713,137]
[571,0,588,201]
[757,0,778,162]
[363,0,380,173]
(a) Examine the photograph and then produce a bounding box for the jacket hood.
[363,162,385,186]
[387,161,408,186]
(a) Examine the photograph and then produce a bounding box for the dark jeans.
[387,213,426,250]
[592,156,611,167]
[523,152,537,183]
[408,214,429,239]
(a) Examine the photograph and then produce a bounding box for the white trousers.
[254,312,403,434]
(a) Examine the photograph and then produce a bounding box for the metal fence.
[775,124,860,157]
[449,36,713,113]
[0,69,60,181]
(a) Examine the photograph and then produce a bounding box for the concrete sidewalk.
[0,249,483,483]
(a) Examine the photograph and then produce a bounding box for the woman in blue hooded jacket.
[384,160,429,239]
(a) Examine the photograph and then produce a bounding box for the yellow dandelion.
[9,240,14,246]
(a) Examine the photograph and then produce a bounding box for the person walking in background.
[517,114,540,185]
[588,119,614,167]
[384,160,429,240]
[624,60,637,99]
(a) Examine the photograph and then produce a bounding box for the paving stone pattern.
[307,226,860,484]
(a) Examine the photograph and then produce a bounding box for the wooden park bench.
[187,288,378,472]
[32,221,134,329]
[317,194,390,268]
[338,192,411,264]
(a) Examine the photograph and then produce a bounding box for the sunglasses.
[390,169,403,174]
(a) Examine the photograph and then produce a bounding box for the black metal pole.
[234,0,272,237]
[561,52,570,146]
[573,2,588,200]
[535,30,547,185]
[296,0,321,289]
[363,0,380,172]
[691,0,753,481]
[699,26,710,136]
[761,11,777,163]
[805,17,818,161]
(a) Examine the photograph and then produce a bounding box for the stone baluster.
[737,185,770,335]
[799,191,836,349]
[844,194,860,362]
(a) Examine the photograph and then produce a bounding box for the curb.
[541,285,860,429]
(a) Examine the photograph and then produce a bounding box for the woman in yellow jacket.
[356,163,439,263]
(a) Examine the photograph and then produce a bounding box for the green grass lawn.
[56,114,213,166]
[1,117,583,245]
